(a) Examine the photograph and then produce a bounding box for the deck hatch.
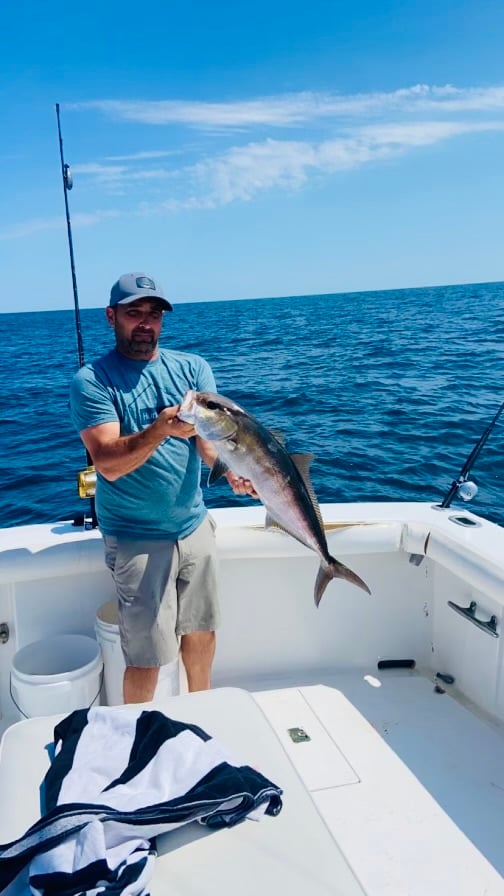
[254,688,359,790]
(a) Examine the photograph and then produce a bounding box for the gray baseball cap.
[109,272,173,311]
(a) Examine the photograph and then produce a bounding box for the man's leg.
[103,536,179,705]
[180,630,216,692]
[123,666,160,703]
[177,516,220,693]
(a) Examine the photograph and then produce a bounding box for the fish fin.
[264,513,306,544]
[207,458,230,486]
[314,556,371,607]
[324,521,378,530]
[289,452,325,529]
[264,511,284,531]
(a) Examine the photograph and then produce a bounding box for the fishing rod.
[56,103,97,528]
[56,104,86,369]
[439,398,504,508]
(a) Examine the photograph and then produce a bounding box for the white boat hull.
[1,501,503,893]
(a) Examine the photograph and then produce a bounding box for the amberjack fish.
[178,390,371,606]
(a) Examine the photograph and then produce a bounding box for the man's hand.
[157,406,196,439]
[195,435,259,498]
[225,471,259,499]
[80,405,197,482]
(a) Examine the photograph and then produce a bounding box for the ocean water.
[1,282,503,529]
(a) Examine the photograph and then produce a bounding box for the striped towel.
[0,705,283,895]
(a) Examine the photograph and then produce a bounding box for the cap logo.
[136,276,155,289]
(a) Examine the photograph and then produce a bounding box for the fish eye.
[206,400,221,411]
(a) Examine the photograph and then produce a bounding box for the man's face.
[106,299,165,359]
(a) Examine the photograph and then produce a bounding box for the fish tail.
[314,556,371,607]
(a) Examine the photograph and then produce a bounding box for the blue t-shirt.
[70,348,216,540]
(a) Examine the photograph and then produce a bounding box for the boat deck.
[1,669,503,894]
[251,668,504,894]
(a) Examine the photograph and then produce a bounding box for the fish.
[178,390,371,606]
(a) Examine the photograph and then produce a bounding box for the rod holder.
[447,600,499,638]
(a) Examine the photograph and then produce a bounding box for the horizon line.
[5,277,504,314]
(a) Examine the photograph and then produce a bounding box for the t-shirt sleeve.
[70,366,119,434]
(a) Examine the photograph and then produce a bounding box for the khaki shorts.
[103,514,220,667]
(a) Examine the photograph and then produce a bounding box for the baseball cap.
[109,272,173,311]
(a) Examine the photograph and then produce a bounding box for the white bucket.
[10,634,103,719]
[95,600,183,705]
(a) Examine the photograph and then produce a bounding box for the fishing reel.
[455,479,478,502]
[77,465,96,499]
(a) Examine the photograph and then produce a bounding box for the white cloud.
[70,162,175,194]
[0,216,64,240]
[71,163,128,181]
[191,139,318,203]
[0,209,120,240]
[105,150,181,161]
[6,85,504,238]
[71,84,504,130]
[72,210,122,226]
[160,119,504,208]
[358,119,504,146]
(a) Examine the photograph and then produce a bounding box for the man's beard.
[127,331,158,356]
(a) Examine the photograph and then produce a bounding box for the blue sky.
[1,0,504,312]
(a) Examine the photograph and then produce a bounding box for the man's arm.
[196,436,259,498]
[81,406,195,481]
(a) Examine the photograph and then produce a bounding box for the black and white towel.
[0,705,283,895]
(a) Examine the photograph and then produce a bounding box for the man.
[70,272,254,703]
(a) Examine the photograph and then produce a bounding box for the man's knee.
[123,665,160,703]
[181,630,216,654]
[180,632,215,692]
